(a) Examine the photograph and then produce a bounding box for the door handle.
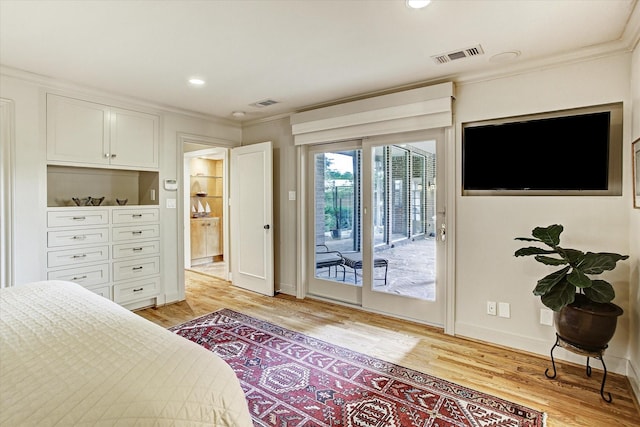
[264,224,270,230]
[440,223,446,242]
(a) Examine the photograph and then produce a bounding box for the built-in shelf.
[47,165,159,207]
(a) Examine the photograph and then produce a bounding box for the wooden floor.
[137,271,640,427]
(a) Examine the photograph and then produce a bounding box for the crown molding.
[0,65,240,128]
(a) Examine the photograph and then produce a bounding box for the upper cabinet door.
[110,107,159,169]
[46,94,159,171]
[47,95,110,166]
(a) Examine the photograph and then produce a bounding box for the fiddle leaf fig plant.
[514,224,628,311]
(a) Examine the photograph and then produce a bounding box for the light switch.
[288,191,296,201]
[166,198,176,209]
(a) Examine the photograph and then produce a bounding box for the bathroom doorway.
[183,143,229,281]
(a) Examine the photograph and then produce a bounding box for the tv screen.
[462,103,622,196]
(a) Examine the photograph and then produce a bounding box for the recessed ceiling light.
[188,78,205,86]
[406,0,431,9]
[231,111,246,118]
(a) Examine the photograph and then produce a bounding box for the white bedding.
[0,280,253,426]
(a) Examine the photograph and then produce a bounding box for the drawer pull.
[72,254,87,258]
[132,287,144,292]
[132,231,143,235]
[72,216,86,220]
[71,275,88,281]
[132,266,143,271]
[132,247,143,252]
[132,214,143,218]
[72,235,87,240]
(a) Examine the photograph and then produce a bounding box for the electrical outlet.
[487,301,497,316]
[498,302,511,318]
[540,308,554,326]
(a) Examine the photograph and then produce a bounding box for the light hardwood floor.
[137,271,640,427]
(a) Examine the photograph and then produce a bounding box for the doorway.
[306,129,447,326]
[183,144,229,281]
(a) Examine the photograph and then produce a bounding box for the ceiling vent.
[251,99,279,108]
[432,44,484,64]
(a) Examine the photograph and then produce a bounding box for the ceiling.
[1,0,638,122]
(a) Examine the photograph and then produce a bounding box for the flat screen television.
[462,103,623,196]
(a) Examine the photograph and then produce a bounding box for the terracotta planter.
[554,293,623,350]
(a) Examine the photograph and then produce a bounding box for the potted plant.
[515,224,628,350]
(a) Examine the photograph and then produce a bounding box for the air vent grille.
[251,99,279,108]
[432,44,484,64]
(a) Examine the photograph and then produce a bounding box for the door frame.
[297,128,456,334]
[0,99,15,288]
[177,133,236,299]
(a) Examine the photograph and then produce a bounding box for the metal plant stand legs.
[545,334,611,402]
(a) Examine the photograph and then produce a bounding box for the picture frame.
[634,138,640,208]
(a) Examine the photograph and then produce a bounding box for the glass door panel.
[361,132,445,326]
[308,144,362,305]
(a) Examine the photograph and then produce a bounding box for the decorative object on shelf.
[90,196,105,206]
[515,224,628,402]
[72,197,92,206]
[116,198,128,206]
[196,191,207,197]
[633,137,639,208]
[197,200,205,214]
[205,202,211,214]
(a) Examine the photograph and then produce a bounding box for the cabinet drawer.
[47,245,109,268]
[112,224,159,242]
[113,256,159,281]
[112,208,159,224]
[113,277,160,304]
[112,240,160,259]
[48,227,109,248]
[47,263,109,287]
[48,210,109,227]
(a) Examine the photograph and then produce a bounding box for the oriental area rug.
[170,309,546,427]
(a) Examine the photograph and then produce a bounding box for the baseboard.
[628,358,640,405]
[455,321,629,375]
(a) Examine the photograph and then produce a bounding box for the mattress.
[0,280,253,426]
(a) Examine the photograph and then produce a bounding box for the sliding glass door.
[361,131,445,325]
[307,141,362,305]
[306,130,446,326]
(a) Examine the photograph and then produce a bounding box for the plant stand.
[545,333,612,402]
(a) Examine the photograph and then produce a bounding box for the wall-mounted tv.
[462,103,622,196]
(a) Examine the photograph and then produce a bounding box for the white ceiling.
[1,0,638,122]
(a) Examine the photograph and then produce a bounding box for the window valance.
[290,82,454,145]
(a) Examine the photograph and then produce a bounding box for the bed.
[0,280,253,426]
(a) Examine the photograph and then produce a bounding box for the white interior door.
[230,142,274,296]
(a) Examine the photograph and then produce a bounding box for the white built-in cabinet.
[45,93,162,309]
[46,207,161,308]
[47,94,159,170]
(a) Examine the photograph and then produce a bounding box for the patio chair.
[315,244,346,281]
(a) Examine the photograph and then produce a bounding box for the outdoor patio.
[316,237,436,300]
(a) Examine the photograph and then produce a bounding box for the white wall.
[0,71,242,305]
[242,117,297,295]
[454,53,633,373]
[629,41,640,399]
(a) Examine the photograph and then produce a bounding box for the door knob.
[264,224,270,230]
